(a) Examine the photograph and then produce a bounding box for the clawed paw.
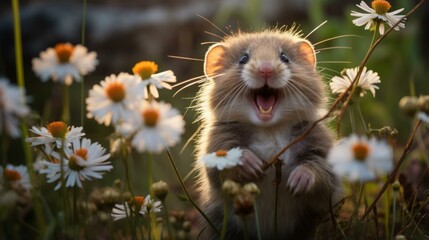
[287,165,315,196]
[228,149,265,181]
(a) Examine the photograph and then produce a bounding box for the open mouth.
[250,86,280,121]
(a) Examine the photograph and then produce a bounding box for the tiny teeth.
[258,105,273,114]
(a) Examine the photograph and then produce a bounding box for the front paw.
[228,149,265,181]
[287,165,315,196]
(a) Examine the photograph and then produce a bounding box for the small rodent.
[194,28,341,239]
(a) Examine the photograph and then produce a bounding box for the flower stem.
[165,149,220,235]
[80,0,87,126]
[242,216,249,240]
[391,191,398,240]
[148,212,152,240]
[221,195,229,240]
[121,140,133,195]
[253,203,262,240]
[162,200,173,240]
[385,186,390,240]
[12,0,46,235]
[62,85,70,123]
[147,152,153,194]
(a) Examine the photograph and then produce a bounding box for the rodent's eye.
[280,53,289,63]
[239,54,250,64]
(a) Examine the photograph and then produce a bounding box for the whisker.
[204,31,224,40]
[173,73,224,88]
[305,20,328,39]
[196,14,228,36]
[317,66,341,74]
[180,124,203,155]
[201,42,220,45]
[173,79,206,97]
[313,35,360,46]
[318,61,351,64]
[315,46,352,51]
[168,55,204,62]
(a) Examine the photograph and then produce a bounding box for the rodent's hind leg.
[287,164,316,196]
[225,149,265,182]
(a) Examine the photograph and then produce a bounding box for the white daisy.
[328,134,393,182]
[418,112,429,124]
[201,148,243,170]
[111,196,146,221]
[0,164,31,190]
[351,0,406,35]
[132,61,176,98]
[141,194,162,215]
[330,67,380,98]
[32,43,98,85]
[86,72,143,126]
[0,77,30,138]
[39,138,112,190]
[117,100,185,153]
[26,121,84,150]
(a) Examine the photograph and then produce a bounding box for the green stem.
[391,191,397,240]
[356,101,368,134]
[62,85,70,123]
[148,212,152,240]
[73,185,78,238]
[165,149,220,235]
[12,0,46,236]
[147,152,153,195]
[121,140,133,195]
[221,195,229,240]
[384,184,390,240]
[349,107,356,133]
[253,203,262,240]
[80,0,87,127]
[162,200,173,240]
[242,216,249,240]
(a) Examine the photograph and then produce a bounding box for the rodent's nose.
[259,63,273,79]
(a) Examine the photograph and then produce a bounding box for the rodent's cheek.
[241,68,264,89]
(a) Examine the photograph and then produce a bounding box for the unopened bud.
[222,179,240,196]
[399,96,418,117]
[242,183,260,196]
[418,95,429,114]
[378,126,398,138]
[152,180,169,201]
[395,235,406,240]
[392,181,401,192]
[113,179,122,188]
[182,220,192,232]
[122,191,132,201]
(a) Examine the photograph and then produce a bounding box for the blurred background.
[0,0,428,236]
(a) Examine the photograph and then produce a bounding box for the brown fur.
[194,28,341,239]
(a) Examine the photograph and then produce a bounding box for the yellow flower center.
[105,82,126,102]
[75,148,88,160]
[371,0,391,15]
[215,150,228,157]
[133,196,145,206]
[68,148,88,171]
[4,169,21,181]
[142,108,160,127]
[352,142,370,161]
[54,43,74,63]
[47,121,68,138]
[132,61,158,80]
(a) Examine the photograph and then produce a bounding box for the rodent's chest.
[247,128,292,163]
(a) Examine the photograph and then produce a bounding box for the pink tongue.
[256,95,275,111]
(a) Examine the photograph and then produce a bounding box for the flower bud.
[182,220,192,232]
[222,179,240,196]
[242,183,260,196]
[395,235,406,240]
[113,179,122,188]
[399,96,418,117]
[122,191,132,201]
[418,95,429,114]
[378,126,398,138]
[152,180,169,201]
[392,180,401,192]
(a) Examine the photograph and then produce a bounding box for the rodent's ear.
[297,41,316,67]
[204,43,226,77]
